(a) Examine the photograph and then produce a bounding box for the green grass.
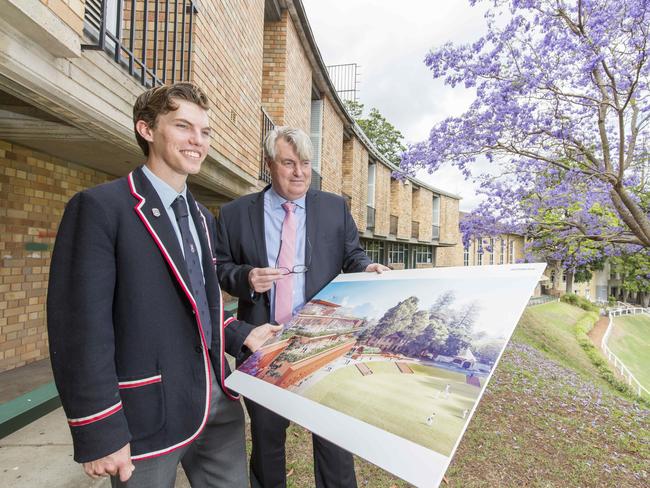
[512,302,609,386]
[609,314,650,390]
[302,361,479,456]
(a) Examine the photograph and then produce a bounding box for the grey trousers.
[111,369,247,488]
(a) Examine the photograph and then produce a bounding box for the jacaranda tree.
[402,0,650,248]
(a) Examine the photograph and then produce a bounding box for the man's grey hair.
[264,126,313,162]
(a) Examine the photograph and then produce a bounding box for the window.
[84,0,119,49]
[499,238,505,265]
[310,99,323,173]
[463,246,470,266]
[367,162,376,207]
[362,239,384,264]
[477,238,483,266]
[432,195,440,226]
[415,245,433,264]
[387,242,406,266]
[509,240,516,264]
[489,238,494,265]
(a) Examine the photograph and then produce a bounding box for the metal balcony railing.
[411,221,419,239]
[432,224,440,240]
[259,108,274,183]
[389,215,398,235]
[367,206,376,230]
[82,0,197,87]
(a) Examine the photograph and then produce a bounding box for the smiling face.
[268,137,312,201]
[136,98,211,191]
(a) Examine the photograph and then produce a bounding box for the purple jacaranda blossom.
[402,0,650,249]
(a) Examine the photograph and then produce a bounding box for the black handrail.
[82,0,197,87]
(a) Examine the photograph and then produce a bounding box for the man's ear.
[135,120,154,143]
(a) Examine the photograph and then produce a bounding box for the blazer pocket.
[118,372,165,441]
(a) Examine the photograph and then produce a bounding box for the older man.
[215,126,388,488]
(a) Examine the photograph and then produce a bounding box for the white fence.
[527,295,559,307]
[602,307,650,399]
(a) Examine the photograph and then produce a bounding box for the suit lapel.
[128,167,192,294]
[305,189,319,299]
[249,188,270,267]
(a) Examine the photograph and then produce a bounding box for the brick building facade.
[0,0,461,373]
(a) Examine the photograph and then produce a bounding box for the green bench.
[0,382,61,438]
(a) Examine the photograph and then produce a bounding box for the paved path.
[588,316,609,348]
[0,408,191,488]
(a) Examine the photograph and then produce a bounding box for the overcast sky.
[302,0,492,210]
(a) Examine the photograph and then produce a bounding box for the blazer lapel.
[128,167,192,292]
[249,188,270,267]
[305,189,319,299]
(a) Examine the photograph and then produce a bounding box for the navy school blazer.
[47,166,254,463]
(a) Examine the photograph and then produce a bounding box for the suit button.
[195,345,203,353]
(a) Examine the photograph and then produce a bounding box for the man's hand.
[365,263,390,274]
[248,267,285,293]
[83,443,134,481]
[244,323,283,352]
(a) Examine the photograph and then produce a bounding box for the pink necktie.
[275,202,296,324]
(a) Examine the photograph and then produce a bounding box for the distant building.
[452,348,476,369]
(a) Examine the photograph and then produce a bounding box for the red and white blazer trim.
[118,374,162,389]
[223,317,236,328]
[67,401,123,427]
[128,171,212,460]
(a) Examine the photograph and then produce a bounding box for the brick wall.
[0,141,114,372]
[436,196,461,265]
[319,97,343,194]
[40,0,84,34]
[193,0,265,179]
[373,163,391,237]
[261,14,287,125]
[390,179,412,239]
[260,9,312,134]
[283,12,311,132]
[342,138,368,230]
[412,186,433,242]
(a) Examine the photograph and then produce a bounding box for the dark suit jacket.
[215,186,371,327]
[47,167,254,463]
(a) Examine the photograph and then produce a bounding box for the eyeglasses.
[275,237,312,275]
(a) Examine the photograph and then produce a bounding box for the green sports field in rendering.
[303,361,480,456]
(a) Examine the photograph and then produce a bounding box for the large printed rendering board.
[226,263,546,487]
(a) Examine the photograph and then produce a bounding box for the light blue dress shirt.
[141,165,204,276]
[264,187,307,323]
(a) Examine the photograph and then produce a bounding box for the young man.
[215,126,388,488]
[47,82,280,487]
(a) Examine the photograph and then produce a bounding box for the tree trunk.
[641,292,649,308]
[565,271,574,294]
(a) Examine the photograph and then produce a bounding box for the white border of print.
[226,263,546,488]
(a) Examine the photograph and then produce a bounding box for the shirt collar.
[142,165,188,209]
[268,186,306,210]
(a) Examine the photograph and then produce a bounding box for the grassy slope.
[265,302,650,487]
[609,314,650,390]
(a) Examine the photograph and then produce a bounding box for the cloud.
[303,0,491,210]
